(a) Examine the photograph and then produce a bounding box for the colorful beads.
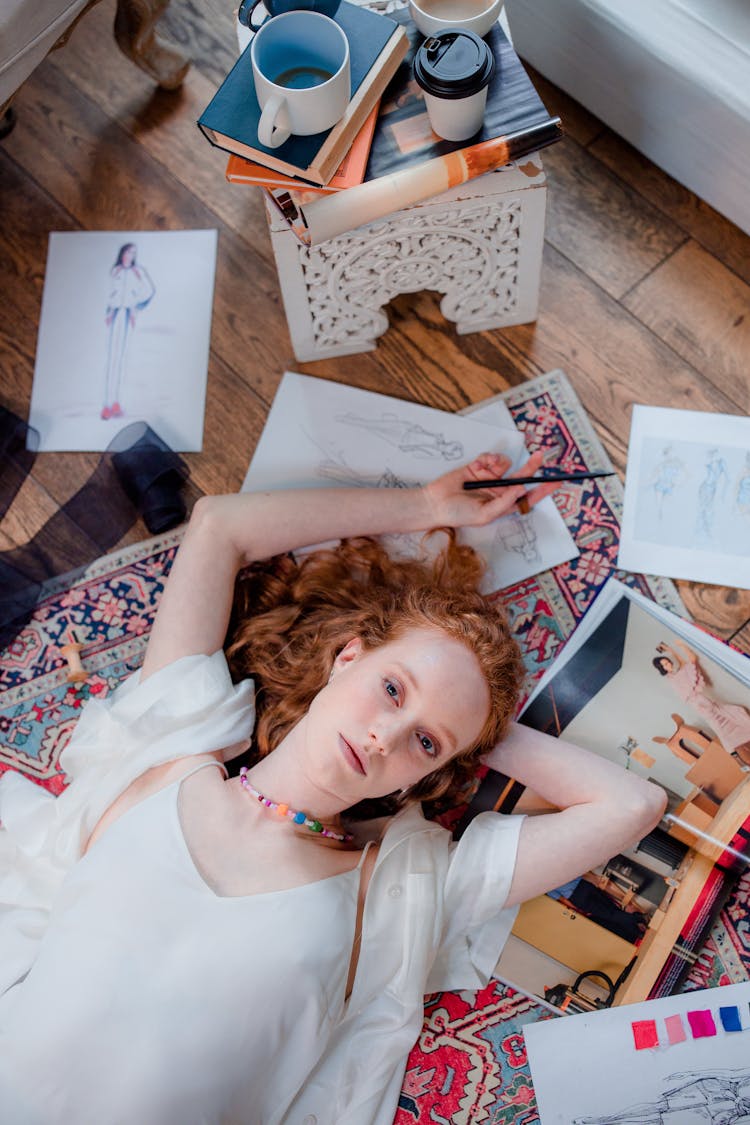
[238,767,353,843]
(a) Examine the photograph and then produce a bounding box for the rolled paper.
[294,117,563,246]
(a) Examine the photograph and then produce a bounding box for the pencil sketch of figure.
[573,1067,750,1125]
[334,412,463,461]
[649,445,685,519]
[496,511,541,563]
[736,453,750,515]
[696,447,729,540]
[102,242,155,421]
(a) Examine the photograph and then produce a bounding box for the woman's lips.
[340,735,366,775]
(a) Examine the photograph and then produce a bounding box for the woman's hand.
[423,450,559,529]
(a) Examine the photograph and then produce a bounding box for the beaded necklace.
[239,766,353,843]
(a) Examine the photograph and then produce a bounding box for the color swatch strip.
[632,1003,747,1050]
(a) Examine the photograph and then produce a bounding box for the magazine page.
[492,581,750,1010]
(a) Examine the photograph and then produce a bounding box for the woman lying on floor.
[0,450,666,1124]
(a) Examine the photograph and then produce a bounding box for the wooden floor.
[1,0,749,652]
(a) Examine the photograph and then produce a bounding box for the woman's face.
[301,626,491,804]
[122,245,136,267]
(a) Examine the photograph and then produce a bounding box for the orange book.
[225,102,380,194]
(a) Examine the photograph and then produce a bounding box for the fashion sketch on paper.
[102,242,155,421]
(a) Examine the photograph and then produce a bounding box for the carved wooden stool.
[265,157,547,362]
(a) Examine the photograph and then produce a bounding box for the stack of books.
[198,6,563,244]
[198,2,408,187]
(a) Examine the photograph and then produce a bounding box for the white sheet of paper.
[241,372,577,590]
[619,405,750,588]
[524,980,750,1124]
[28,230,217,451]
[462,397,579,588]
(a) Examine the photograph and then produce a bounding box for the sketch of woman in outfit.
[652,640,750,764]
[650,445,685,520]
[736,453,750,516]
[102,243,155,420]
[696,447,729,539]
[334,412,463,460]
[573,1067,750,1124]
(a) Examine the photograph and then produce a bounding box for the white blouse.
[0,652,524,1124]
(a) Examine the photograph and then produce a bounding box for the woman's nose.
[368,725,396,756]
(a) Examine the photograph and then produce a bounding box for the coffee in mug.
[413,30,495,142]
[250,11,350,148]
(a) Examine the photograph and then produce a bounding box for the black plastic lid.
[413,30,495,100]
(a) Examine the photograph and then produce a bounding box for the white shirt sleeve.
[427,810,525,992]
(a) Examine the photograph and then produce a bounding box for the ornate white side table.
[265,156,547,362]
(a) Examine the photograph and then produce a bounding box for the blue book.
[198,2,408,186]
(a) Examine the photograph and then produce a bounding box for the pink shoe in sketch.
[110,402,123,418]
[101,405,112,420]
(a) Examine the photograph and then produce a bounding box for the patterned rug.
[2,370,745,1123]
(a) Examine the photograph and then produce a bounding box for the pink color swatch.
[687,1009,717,1038]
[632,1019,659,1050]
[664,1013,687,1044]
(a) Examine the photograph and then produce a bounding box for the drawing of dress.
[737,453,750,515]
[665,660,750,762]
[651,446,684,519]
[573,1068,750,1125]
[696,448,728,539]
[334,412,463,460]
[102,243,155,420]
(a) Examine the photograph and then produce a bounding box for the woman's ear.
[333,636,363,673]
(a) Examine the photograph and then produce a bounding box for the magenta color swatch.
[632,1019,659,1050]
[664,1013,687,1044]
[687,1009,717,1038]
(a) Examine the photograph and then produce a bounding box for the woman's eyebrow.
[392,662,457,753]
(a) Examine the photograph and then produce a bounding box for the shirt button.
[388,884,403,898]
[303,1116,317,1125]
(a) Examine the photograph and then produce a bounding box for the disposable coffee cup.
[413,30,495,142]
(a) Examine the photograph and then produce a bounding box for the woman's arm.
[674,640,699,665]
[141,450,556,680]
[485,723,667,909]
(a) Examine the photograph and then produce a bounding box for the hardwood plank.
[676,582,750,648]
[481,244,742,472]
[47,0,270,249]
[623,240,750,410]
[590,129,750,288]
[4,62,293,409]
[729,621,750,657]
[541,139,686,300]
[521,62,604,148]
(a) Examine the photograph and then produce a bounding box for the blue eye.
[418,733,437,758]
[384,679,400,701]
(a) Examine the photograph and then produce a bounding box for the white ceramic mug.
[408,0,503,39]
[251,11,350,149]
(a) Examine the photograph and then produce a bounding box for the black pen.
[462,469,615,490]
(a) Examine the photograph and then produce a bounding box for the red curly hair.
[225,531,524,815]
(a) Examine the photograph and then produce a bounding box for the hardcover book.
[198,3,408,186]
[364,11,560,181]
[225,101,381,193]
